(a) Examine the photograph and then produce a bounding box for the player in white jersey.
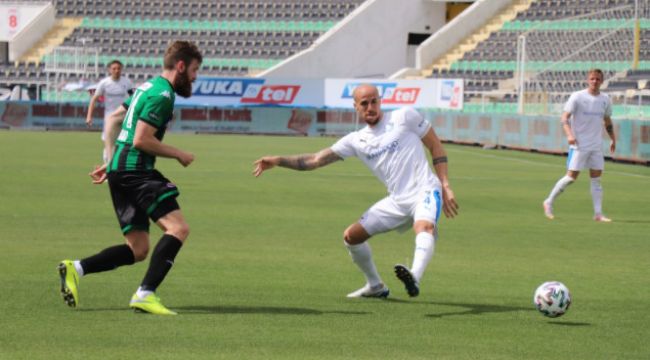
[543,69,616,222]
[85,60,134,163]
[253,84,459,298]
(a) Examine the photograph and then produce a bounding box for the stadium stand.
[3,0,648,115]
[423,0,649,116]
[1,0,365,97]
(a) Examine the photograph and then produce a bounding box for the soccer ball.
[533,281,571,318]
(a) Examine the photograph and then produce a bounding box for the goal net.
[515,3,645,115]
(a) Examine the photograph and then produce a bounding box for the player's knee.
[413,218,435,234]
[343,228,367,245]
[343,230,354,245]
[130,244,149,262]
[169,222,190,242]
[414,224,435,234]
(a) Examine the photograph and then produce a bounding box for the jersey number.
[118,91,143,141]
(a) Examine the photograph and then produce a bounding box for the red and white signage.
[324,79,462,110]
[241,85,301,105]
[176,77,323,107]
[176,77,462,109]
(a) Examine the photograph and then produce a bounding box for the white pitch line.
[448,147,650,179]
[448,148,561,168]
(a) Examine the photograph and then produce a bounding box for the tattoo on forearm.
[297,157,308,170]
[606,124,614,135]
[316,150,342,167]
[279,154,313,171]
[432,156,448,165]
[278,150,341,171]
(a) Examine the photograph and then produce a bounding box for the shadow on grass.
[76,307,131,312]
[424,302,530,318]
[386,299,543,319]
[174,305,369,316]
[77,305,369,316]
[546,321,591,326]
[607,219,650,224]
[418,301,591,324]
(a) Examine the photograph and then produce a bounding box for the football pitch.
[0,131,648,359]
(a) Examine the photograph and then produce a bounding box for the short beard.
[174,70,193,98]
[364,113,381,126]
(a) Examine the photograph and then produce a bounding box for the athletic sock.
[135,287,154,299]
[73,260,85,276]
[547,175,575,204]
[139,234,183,292]
[590,177,603,215]
[345,241,382,287]
[79,244,135,275]
[410,232,435,282]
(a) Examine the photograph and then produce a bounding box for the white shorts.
[359,186,442,236]
[566,146,604,171]
[101,114,110,141]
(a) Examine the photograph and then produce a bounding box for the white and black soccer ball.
[533,281,571,318]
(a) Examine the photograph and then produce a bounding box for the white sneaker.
[346,283,390,298]
[543,200,554,220]
[594,214,612,222]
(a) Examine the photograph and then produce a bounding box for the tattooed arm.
[253,148,342,177]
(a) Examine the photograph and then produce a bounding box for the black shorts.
[107,170,180,234]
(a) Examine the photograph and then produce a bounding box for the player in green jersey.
[58,41,202,315]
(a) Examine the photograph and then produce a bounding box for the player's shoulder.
[119,76,133,86]
[598,91,612,101]
[571,89,589,98]
[383,106,413,124]
[339,127,364,145]
[566,89,587,104]
[97,76,111,86]
[141,78,173,97]
[390,106,427,130]
[390,106,420,118]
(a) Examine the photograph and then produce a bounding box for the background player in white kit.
[85,60,134,163]
[543,69,616,222]
[253,84,459,298]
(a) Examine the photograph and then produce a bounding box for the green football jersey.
[108,76,176,172]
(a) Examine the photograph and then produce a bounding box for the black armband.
[432,156,448,165]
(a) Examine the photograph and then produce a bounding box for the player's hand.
[253,156,278,177]
[610,140,616,154]
[176,151,194,167]
[89,164,107,184]
[85,116,93,127]
[567,135,576,146]
[441,185,459,218]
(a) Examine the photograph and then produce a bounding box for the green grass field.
[0,131,648,359]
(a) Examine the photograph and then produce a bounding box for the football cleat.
[593,214,612,222]
[394,264,420,297]
[346,283,389,298]
[543,200,555,220]
[129,293,177,315]
[58,260,80,308]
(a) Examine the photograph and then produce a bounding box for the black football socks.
[80,244,136,274]
[139,234,183,292]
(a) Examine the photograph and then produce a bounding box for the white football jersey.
[95,76,133,118]
[331,107,441,202]
[564,89,612,151]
